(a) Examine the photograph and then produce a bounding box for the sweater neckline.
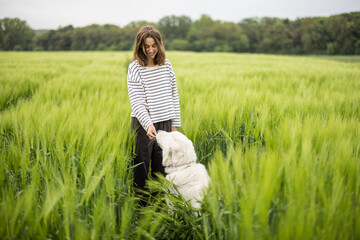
[143,64,160,69]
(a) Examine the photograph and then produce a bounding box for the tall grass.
[0,52,359,239]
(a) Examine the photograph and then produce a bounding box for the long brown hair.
[131,26,166,67]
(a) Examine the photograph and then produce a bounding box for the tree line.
[1,12,359,54]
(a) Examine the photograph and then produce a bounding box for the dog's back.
[166,163,210,209]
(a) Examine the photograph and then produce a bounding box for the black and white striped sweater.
[127,59,181,131]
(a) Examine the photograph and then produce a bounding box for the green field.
[1,52,359,239]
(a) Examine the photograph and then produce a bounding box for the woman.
[127,26,181,202]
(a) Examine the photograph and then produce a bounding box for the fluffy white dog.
[156,130,210,209]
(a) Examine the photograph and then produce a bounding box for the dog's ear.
[172,147,184,165]
[162,147,172,167]
[170,139,185,165]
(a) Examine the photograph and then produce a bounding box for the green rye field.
[0,52,359,239]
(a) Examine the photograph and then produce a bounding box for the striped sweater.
[127,59,181,131]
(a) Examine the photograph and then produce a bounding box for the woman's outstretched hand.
[171,126,177,132]
[147,124,157,140]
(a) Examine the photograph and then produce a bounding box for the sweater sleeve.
[167,60,181,127]
[127,62,152,131]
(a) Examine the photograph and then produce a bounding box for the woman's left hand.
[171,126,177,132]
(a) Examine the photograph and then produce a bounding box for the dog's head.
[156,131,197,167]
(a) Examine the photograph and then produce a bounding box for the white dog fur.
[156,130,210,209]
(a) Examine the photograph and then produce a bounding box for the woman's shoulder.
[129,60,140,68]
[128,60,141,73]
[165,59,173,67]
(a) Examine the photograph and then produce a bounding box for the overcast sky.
[1,0,359,29]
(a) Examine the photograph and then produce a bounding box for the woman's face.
[143,37,158,61]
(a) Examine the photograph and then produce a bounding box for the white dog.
[156,130,210,209]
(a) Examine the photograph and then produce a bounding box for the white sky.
[0,0,359,29]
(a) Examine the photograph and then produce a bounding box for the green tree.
[324,15,347,54]
[257,18,293,53]
[187,15,215,51]
[169,39,188,50]
[324,12,360,54]
[71,29,87,50]
[301,17,328,54]
[33,31,49,50]
[0,18,34,50]
[158,15,192,41]
[289,19,303,54]
[54,26,74,50]
[239,18,261,52]
[211,21,249,52]
[9,13,360,54]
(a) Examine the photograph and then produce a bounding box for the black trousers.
[131,117,172,190]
